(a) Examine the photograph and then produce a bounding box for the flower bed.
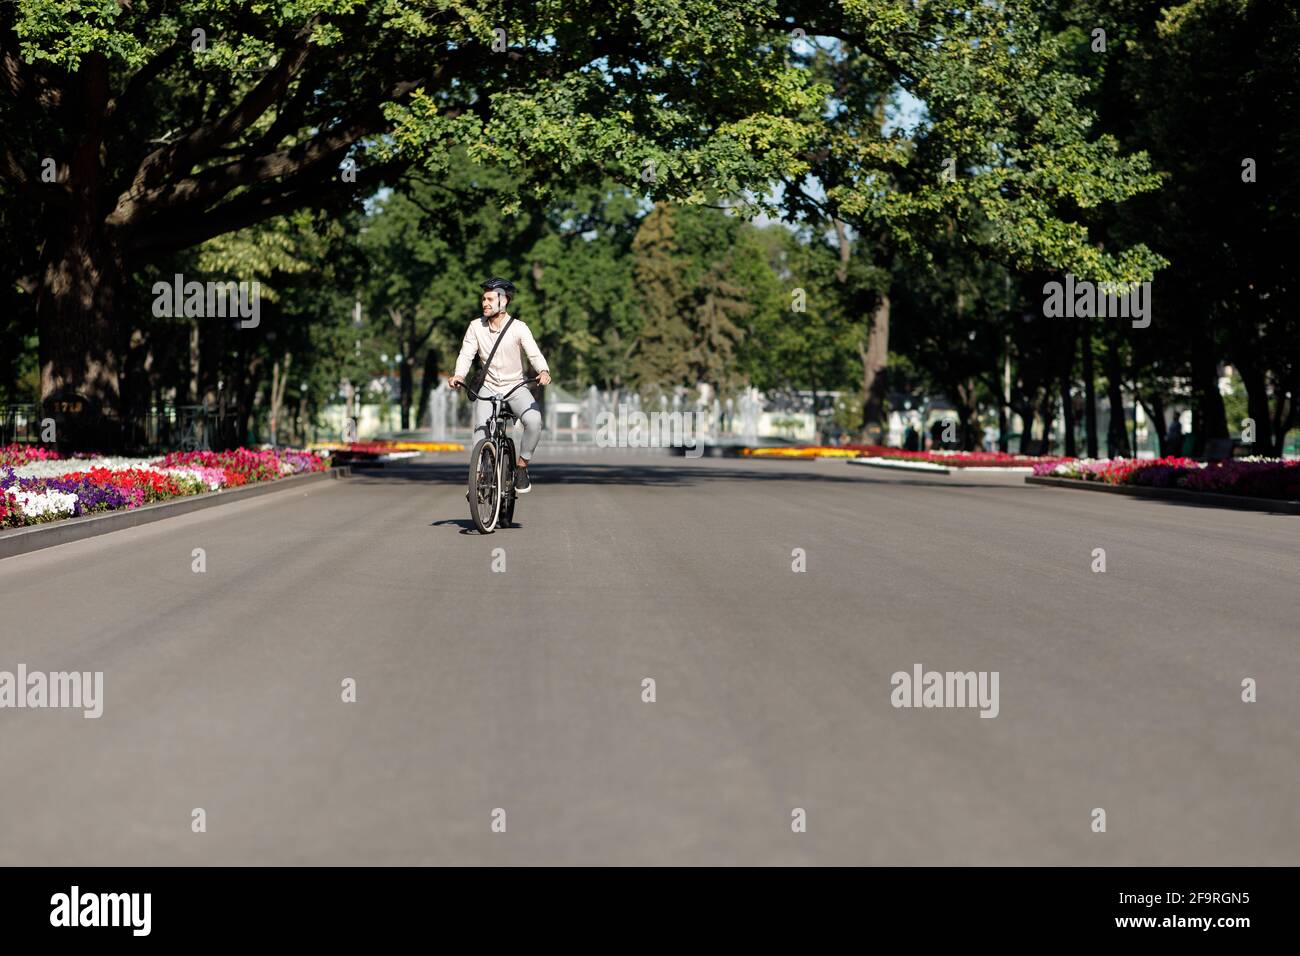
[742,446,863,459]
[744,444,1070,467]
[309,440,464,455]
[0,445,331,528]
[1032,456,1300,501]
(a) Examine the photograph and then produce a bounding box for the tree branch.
[115,108,389,220]
[107,32,186,122]
[127,156,406,254]
[115,15,322,219]
[1,38,63,110]
[1,143,30,187]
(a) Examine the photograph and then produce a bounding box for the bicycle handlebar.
[459,374,539,404]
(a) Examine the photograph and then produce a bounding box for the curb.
[0,466,352,561]
[847,457,950,475]
[1024,475,1300,515]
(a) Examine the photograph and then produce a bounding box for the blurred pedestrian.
[1165,414,1183,456]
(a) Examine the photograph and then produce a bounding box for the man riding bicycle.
[449,278,551,493]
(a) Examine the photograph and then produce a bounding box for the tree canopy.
[3,1,1290,454]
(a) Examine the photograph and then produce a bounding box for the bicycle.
[461,375,538,534]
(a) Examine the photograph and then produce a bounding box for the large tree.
[1,0,821,447]
[1125,0,1300,454]
[777,1,1165,440]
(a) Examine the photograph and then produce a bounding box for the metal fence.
[123,405,241,453]
[2,404,240,453]
[0,404,39,445]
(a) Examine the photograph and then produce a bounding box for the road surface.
[2,451,1297,864]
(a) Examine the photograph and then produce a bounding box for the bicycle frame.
[465,377,534,443]
[462,376,536,530]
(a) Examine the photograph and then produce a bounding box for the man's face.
[481,289,508,317]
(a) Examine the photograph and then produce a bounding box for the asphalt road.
[2,451,1297,865]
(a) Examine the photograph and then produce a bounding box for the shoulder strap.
[476,313,516,384]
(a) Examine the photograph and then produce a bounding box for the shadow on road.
[429,517,478,533]
[343,457,1025,490]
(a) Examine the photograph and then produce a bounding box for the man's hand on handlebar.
[449,373,545,398]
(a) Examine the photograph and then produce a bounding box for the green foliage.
[629,203,695,389]
[743,225,862,394]
[3,0,1293,453]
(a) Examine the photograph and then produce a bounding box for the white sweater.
[454,314,550,390]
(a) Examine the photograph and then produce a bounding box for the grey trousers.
[473,388,543,461]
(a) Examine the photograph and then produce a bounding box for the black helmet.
[480,277,516,302]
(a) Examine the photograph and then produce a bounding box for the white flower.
[158,467,222,491]
[10,456,156,479]
[12,489,78,519]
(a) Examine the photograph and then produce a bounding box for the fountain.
[584,385,602,440]
[429,380,453,441]
[740,388,761,446]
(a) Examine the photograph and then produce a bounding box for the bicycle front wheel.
[468,438,500,533]
[499,439,517,528]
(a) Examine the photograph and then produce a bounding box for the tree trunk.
[268,352,292,446]
[1104,340,1131,457]
[235,343,262,448]
[955,380,979,450]
[1140,391,1168,457]
[33,53,122,451]
[1056,323,1076,457]
[37,234,125,451]
[1017,401,1036,454]
[1080,323,1098,458]
[1234,358,1275,454]
[1039,392,1056,455]
[400,350,414,431]
[417,346,440,429]
[1271,393,1295,457]
[295,392,308,445]
[189,325,201,404]
[1060,378,1077,457]
[999,335,1011,452]
[859,291,890,443]
[1190,346,1228,457]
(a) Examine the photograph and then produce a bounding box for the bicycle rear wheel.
[500,442,517,527]
[468,438,500,533]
